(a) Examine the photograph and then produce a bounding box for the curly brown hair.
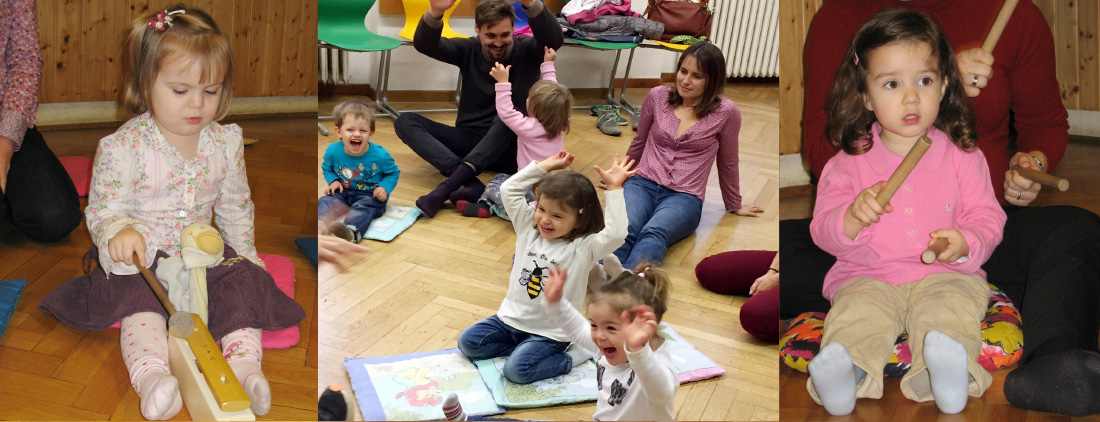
[824,8,976,155]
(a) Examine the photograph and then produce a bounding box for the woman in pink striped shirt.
[615,42,762,269]
[0,0,81,242]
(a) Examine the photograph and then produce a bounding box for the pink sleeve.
[810,157,872,256]
[626,88,660,161]
[715,103,742,211]
[0,0,43,149]
[540,61,557,83]
[950,150,1007,273]
[495,83,548,140]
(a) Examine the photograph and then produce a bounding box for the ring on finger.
[1017,191,1022,200]
[971,74,980,87]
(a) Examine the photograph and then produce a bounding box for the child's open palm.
[490,62,511,84]
[543,266,567,304]
[594,154,639,190]
[621,305,658,353]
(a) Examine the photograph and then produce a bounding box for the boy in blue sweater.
[320,102,400,243]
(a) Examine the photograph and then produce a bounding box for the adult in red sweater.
[780,0,1100,416]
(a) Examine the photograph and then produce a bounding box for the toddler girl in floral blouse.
[37,5,304,420]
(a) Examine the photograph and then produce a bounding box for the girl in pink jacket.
[806,9,1006,416]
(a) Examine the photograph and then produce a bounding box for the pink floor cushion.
[781,284,1023,376]
[109,253,300,348]
[59,156,93,197]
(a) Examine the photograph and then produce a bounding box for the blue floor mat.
[0,279,27,339]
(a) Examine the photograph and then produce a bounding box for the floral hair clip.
[637,267,650,278]
[853,52,860,66]
[150,9,185,31]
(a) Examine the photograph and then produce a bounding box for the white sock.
[808,342,863,416]
[121,312,183,420]
[442,392,467,421]
[924,330,970,414]
[565,343,593,367]
[222,328,271,415]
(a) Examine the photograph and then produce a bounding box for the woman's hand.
[734,205,764,217]
[490,62,511,84]
[593,154,639,190]
[109,226,147,267]
[621,305,658,353]
[324,180,343,196]
[749,269,778,295]
[0,136,12,193]
[319,234,370,272]
[928,229,970,263]
[537,151,574,172]
[956,48,994,98]
[1003,152,1043,206]
[543,266,567,304]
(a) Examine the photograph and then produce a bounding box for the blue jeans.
[614,176,703,269]
[318,191,386,232]
[457,315,571,384]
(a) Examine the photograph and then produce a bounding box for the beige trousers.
[806,273,992,403]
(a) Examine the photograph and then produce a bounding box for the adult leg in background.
[1,127,81,242]
[996,206,1100,416]
[395,113,483,175]
[778,218,835,319]
[618,183,701,270]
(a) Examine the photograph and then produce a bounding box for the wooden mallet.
[134,252,194,338]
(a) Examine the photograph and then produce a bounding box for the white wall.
[324,3,678,90]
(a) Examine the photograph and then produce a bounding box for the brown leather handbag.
[644,0,713,41]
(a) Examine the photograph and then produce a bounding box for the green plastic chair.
[319,0,403,117]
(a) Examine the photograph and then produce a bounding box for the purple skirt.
[38,246,305,340]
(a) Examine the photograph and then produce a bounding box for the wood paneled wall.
[1033,0,1100,111]
[35,0,317,104]
[778,0,820,155]
[779,0,1100,155]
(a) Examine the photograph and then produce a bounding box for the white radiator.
[711,0,779,77]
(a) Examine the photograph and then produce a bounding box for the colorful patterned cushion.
[780,284,1022,377]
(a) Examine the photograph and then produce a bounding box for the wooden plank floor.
[0,116,318,421]
[778,139,1100,421]
[317,83,780,421]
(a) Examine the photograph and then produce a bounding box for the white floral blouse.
[86,113,261,276]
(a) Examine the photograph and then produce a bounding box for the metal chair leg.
[617,48,639,130]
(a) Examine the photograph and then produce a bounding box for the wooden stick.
[876,135,933,207]
[922,238,950,264]
[1011,164,1069,191]
[134,252,194,338]
[983,0,1019,53]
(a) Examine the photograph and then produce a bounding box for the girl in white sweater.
[543,263,678,420]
